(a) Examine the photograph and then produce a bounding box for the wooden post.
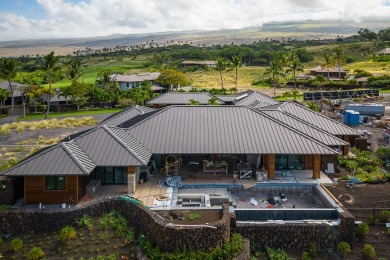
[343,136,350,155]
[267,154,275,180]
[313,155,321,179]
[127,167,137,194]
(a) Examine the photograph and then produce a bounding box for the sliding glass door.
[96,167,128,184]
[275,155,305,170]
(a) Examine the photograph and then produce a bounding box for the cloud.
[0,0,389,41]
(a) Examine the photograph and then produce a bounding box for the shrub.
[337,242,351,257]
[302,251,311,260]
[266,247,296,260]
[9,237,23,252]
[76,215,94,230]
[363,244,375,258]
[59,226,76,242]
[188,212,200,221]
[308,244,317,257]
[27,247,45,260]
[378,210,390,223]
[357,222,369,236]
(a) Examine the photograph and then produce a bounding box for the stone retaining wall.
[0,199,230,253]
[232,209,355,250]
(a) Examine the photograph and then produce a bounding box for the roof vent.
[235,93,248,100]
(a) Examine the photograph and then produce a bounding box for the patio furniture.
[165,155,179,176]
[325,163,335,174]
[203,160,228,175]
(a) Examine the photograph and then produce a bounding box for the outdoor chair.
[325,163,335,175]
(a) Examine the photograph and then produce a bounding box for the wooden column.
[313,155,321,179]
[127,167,137,194]
[343,135,350,155]
[267,154,275,180]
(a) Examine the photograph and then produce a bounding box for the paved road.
[0,113,112,126]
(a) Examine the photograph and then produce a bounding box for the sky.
[0,0,389,41]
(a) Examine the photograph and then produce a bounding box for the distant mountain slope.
[0,20,389,57]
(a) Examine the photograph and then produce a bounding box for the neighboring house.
[182,60,217,68]
[1,98,361,205]
[0,80,25,105]
[114,72,161,91]
[356,77,369,86]
[146,92,225,108]
[308,66,348,80]
[377,48,390,56]
[217,90,279,106]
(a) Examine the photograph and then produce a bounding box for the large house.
[308,66,349,80]
[377,48,390,56]
[114,72,161,91]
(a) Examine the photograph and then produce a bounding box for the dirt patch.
[155,209,222,225]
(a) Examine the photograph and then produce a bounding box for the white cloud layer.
[0,0,389,41]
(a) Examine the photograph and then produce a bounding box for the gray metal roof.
[114,72,160,83]
[264,102,360,136]
[0,81,25,97]
[73,125,151,166]
[233,90,279,106]
[125,106,337,155]
[247,100,273,109]
[62,142,96,173]
[260,110,348,146]
[216,95,241,102]
[99,106,155,127]
[40,93,67,103]
[146,92,224,105]
[1,142,96,176]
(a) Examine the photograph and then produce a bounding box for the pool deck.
[131,170,334,208]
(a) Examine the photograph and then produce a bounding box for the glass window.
[45,176,65,190]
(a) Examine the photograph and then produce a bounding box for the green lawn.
[17,108,122,120]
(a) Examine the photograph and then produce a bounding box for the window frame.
[45,176,66,191]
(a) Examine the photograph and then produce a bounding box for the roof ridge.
[260,110,348,145]
[281,102,360,134]
[103,125,148,165]
[61,142,95,174]
[126,106,171,129]
[248,107,337,154]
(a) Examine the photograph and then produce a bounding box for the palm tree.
[66,59,82,82]
[215,58,228,89]
[334,47,344,79]
[231,55,242,88]
[0,57,19,122]
[263,59,284,98]
[321,53,334,80]
[42,51,60,119]
[286,52,303,92]
[0,88,9,107]
[96,70,116,101]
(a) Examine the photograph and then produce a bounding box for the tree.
[263,59,283,98]
[307,101,319,112]
[68,82,90,110]
[0,88,9,108]
[60,86,73,105]
[0,57,19,122]
[377,28,390,41]
[155,69,190,90]
[95,70,117,101]
[286,52,303,91]
[42,51,60,119]
[334,47,345,79]
[357,28,377,41]
[231,55,242,88]
[18,85,33,118]
[321,53,335,80]
[66,59,82,82]
[215,58,228,89]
